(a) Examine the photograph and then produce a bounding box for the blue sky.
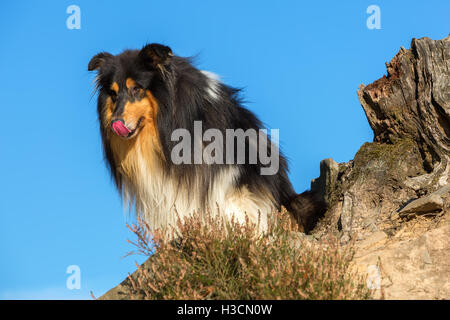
[0,0,448,299]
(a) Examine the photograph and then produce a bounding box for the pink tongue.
[112,121,131,137]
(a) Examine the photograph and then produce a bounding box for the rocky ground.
[101,35,449,300]
[310,35,449,299]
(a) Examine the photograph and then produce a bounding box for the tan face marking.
[126,78,137,89]
[111,82,119,93]
[106,89,162,174]
[104,88,159,142]
[104,97,114,128]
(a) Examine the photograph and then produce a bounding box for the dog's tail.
[285,190,327,233]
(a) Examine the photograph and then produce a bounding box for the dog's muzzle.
[111,120,131,137]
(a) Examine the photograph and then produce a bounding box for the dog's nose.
[111,120,131,137]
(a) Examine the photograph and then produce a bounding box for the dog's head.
[89,43,173,140]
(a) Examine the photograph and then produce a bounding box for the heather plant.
[125,210,372,300]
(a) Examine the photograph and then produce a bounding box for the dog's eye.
[130,86,142,95]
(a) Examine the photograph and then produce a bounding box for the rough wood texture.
[312,35,450,299]
[358,36,450,191]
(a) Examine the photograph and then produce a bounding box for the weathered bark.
[358,36,450,191]
[311,36,450,299]
[314,36,450,238]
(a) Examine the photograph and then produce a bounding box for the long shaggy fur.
[89,43,325,233]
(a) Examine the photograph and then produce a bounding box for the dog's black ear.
[138,43,173,69]
[88,52,113,71]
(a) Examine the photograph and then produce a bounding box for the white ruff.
[121,143,274,232]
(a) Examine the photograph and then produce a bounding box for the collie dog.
[88,43,324,233]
